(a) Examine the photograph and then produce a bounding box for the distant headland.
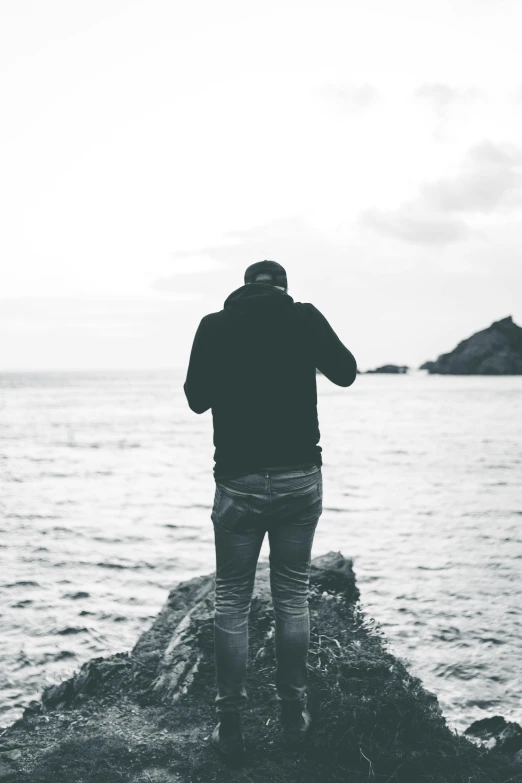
[334,316,522,376]
[420,316,522,375]
[366,364,409,374]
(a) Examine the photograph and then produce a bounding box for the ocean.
[1,369,521,732]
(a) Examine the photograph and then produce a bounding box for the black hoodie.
[183,283,357,479]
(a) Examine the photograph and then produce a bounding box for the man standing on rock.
[183,260,357,757]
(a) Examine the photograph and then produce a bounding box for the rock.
[309,550,359,600]
[22,700,42,716]
[131,769,184,783]
[150,598,210,704]
[0,749,22,761]
[420,315,522,374]
[464,715,522,755]
[366,364,409,374]
[129,573,215,706]
[0,741,22,751]
[138,553,358,707]
[41,680,73,709]
[2,552,521,783]
[40,653,131,712]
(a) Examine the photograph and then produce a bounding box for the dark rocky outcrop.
[420,316,522,374]
[1,552,521,783]
[366,364,409,374]
[465,716,522,761]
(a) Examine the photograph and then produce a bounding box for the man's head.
[244,260,288,292]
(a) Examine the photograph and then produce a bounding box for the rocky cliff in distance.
[1,553,521,783]
[420,316,522,375]
[366,364,409,374]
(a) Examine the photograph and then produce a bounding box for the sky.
[1,0,521,371]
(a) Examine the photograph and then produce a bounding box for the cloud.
[225,216,309,242]
[421,141,522,213]
[151,254,228,291]
[414,83,481,112]
[359,206,470,246]
[358,140,522,246]
[147,215,369,303]
[150,220,308,295]
[322,82,378,108]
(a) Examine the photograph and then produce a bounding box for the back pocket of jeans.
[218,478,251,497]
[284,473,321,496]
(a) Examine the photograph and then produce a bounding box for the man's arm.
[183,316,214,413]
[303,303,357,387]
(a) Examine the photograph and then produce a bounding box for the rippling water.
[1,370,521,732]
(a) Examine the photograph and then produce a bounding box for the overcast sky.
[1,0,521,371]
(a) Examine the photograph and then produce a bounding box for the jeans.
[211,465,323,715]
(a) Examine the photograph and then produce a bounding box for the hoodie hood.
[224,283,294,312]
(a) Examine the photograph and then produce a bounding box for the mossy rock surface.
[1,552,520,783]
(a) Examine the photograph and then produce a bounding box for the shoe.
[280,700,313,748]
[211,711,245,758]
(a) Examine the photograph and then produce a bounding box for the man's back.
[184,281,357,480]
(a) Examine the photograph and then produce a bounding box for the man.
[183,260,357,757]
